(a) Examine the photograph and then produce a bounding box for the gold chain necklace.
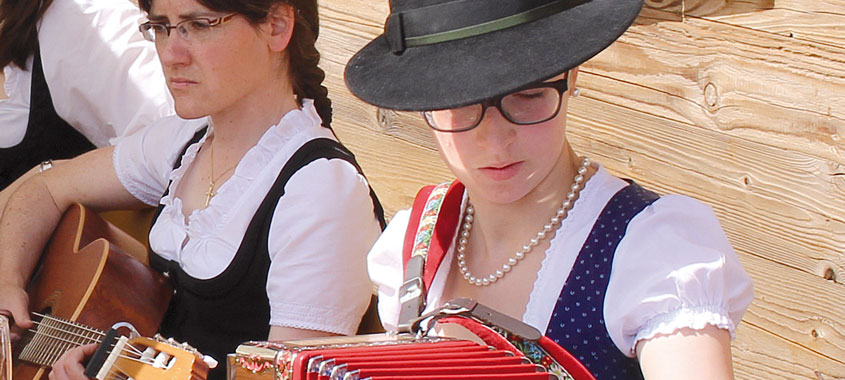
[204,141,237,207]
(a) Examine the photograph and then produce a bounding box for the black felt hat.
[345,0,643,111]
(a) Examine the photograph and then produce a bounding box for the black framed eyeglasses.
[422,73,571,132]
[139,13,237,42]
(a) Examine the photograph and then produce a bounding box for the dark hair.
[138,0,332,128]
[0,0,54,70]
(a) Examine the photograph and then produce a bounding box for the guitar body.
[14,204,172,380]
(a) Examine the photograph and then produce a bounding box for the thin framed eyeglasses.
[139,13,237,42]
[423,73,571,132]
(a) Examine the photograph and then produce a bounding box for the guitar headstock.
[92,335,212,380]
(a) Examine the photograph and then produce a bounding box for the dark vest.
[545,182,658,380]
[149,129,385,380]
[0,46,95,189]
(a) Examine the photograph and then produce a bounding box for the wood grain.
[317,1,845,378]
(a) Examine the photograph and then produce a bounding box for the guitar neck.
[17,313,106,367]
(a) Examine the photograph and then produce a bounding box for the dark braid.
[287,2,332,128]
[137,0,332,128]
[0,0,54,70]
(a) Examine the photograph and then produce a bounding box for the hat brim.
[345,0,643,111]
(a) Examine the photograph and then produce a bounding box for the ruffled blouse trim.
[632,304,736,355]
[158,100,322,238]
[269,299,361,335]
[2,66,17,99]
[2,56,31,100]
[157,118,210,221]
[527,163,602,322]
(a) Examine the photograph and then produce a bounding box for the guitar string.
[25,316,183,374]
[28,322,102,344]
[32,313,106,336]
[76,342,160,380]
[22,316,186,378]
[21,319,99,364]
[23,315,103,365]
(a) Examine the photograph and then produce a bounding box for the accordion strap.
[398,181,465,331]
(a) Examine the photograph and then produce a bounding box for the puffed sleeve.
[366,209,412,332]
[112,116,207,205]
[39,0,173,146]
[604,194,754,356]
[266,157,383,335]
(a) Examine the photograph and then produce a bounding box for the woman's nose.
[156,36,191,67]
[473,107,517,149]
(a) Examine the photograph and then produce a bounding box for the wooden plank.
[643,0,845,17]
[586,9,845,161]
[714,8,845,48]
[733,252,845,379]
[733,322,845,380]
[643,0,775,17]
[317,1,844,377]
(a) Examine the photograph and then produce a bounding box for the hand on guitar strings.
[49,343,98,380]
[0,284,32,345]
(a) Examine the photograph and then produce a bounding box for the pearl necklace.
[456,157,590,287]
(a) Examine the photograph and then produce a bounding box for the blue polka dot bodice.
[546,182,658,380]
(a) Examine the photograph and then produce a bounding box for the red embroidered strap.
[402,185,437,266]
[398,181,465,330]
[401,181,466,291]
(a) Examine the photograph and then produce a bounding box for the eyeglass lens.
[427,86,562,131]
[140,14,233,42]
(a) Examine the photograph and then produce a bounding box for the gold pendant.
[204,182,215,207]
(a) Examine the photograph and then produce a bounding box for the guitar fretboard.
[18,313,106,366]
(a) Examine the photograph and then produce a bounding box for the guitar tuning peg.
[203,355,219,369]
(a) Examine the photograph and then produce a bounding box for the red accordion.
[227,299,594,380]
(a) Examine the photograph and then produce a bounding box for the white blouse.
[114,100,382,335]
[0,0,172,148]
[367,166,754,356]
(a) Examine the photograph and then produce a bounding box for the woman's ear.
[265,3,295,52]
[568,66,580,97]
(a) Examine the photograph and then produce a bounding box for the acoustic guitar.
[2,204,208,380]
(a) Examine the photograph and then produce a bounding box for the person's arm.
[268,326,338,341]
[0,147,145,335]
[636,325,735,380]
[0,160,67,220]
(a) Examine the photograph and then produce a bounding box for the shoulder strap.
[397,180,464,331]
[158,126,208,200]
[257,137,386,232]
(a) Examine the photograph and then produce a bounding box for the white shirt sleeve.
[38,0,173,147]
[366,208,411,333]
[0,62,32,148]
[604,194,755,356]
[266,158,383,335]
[113,116,208,206]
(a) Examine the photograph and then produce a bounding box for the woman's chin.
[173,104,209,120]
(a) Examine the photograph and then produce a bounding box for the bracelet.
[39,160,53,173]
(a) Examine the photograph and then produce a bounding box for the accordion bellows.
[227,334,561,380]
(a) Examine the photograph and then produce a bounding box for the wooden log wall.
[316,1,845,379]
[1,0,840,378]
